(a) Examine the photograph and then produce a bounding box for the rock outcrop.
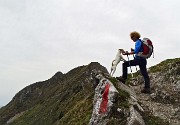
[129,58,180,125]
[89,72,119,125]
[89,71,146,125]
[89,58,180,125]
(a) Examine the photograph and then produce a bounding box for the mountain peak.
[51,71,64,79]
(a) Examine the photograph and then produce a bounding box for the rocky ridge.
[129,58,180,125]
[0,58,179,125]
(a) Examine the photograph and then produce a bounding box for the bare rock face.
[89,58,180,125]
[89,72,119,125]
[127,106,145,125]
[129,58,180,125]
[89,71,145,125]
[118,82,145,125]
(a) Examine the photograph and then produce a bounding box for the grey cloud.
[0,0,180,106]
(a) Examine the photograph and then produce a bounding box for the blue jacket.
[134,39,143,59]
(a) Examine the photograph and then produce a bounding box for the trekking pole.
[127,54,133,77]
[133,54,138,72]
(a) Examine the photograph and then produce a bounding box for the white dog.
[110,49,126,76]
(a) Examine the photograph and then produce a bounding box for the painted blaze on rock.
[99,83,110,113]
[89,73,118,125]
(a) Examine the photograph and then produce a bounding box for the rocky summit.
[0,58,179,125]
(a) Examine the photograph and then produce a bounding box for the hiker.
[117,31,151,94]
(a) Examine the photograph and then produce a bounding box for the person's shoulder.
[137,39,142,42]
[135,39,142,43]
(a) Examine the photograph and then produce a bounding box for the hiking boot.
[141,88,151,94]
[116,76,126,84]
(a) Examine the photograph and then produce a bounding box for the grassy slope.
[149,58,180,73]
[1,62,107,125]
[6,66,92,125]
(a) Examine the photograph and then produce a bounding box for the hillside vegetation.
[0,58,179,125]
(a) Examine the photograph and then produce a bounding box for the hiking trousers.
[122,57,150,88]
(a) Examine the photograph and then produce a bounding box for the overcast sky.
[0,0,180,106]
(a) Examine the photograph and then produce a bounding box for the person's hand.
[123,51,129,55]
[131,48,134,52]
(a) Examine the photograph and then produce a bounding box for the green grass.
[149,58,180,73]
[143,114,169,125]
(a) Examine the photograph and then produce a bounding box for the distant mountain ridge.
[0,58,179,125]
[0,62,108,125]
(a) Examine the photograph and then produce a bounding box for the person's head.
[130,31,141,42]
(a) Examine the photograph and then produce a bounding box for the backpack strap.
[139,39,144,52]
